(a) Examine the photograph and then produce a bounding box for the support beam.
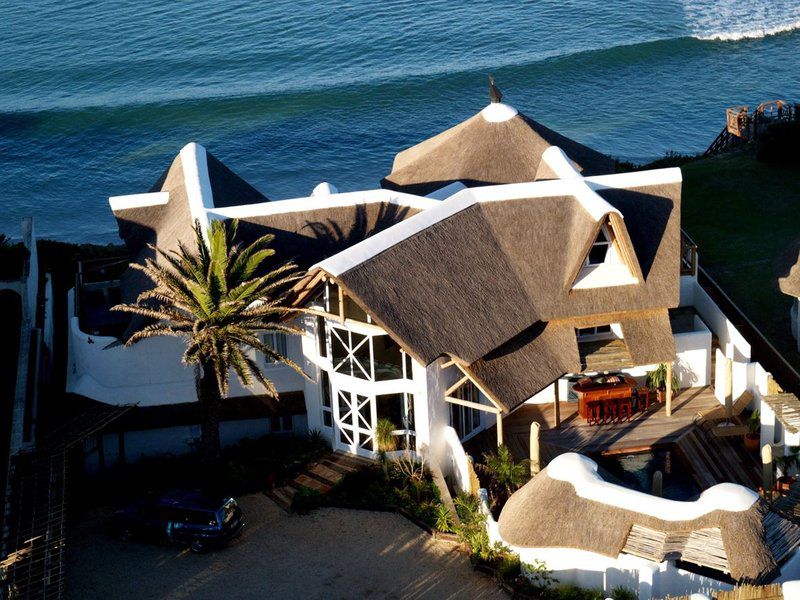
[337,285,345,323]
[446,375,470,397]
[445,396,500,414]
[496,413,503,447]
[724,356,733,419]
[763,444,774,503]
[530,422,541,476]
[553,381,561,429]
[665,362,673,417]
[440,359,457,369]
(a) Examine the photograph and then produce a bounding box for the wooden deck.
[464,386,761,490]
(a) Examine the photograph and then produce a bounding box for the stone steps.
[267,451,374,511]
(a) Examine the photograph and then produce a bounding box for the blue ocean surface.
[1,0,799,242]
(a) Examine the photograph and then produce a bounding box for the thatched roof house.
[498,454,800,583]
[381,101,616,196]
[311,147,681,411]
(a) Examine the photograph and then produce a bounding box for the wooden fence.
[662,583,783,599]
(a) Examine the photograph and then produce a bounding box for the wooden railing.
[705,99,799,156]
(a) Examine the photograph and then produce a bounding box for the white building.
[65,96,800,592]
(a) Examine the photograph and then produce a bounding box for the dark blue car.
[110,490,244,553]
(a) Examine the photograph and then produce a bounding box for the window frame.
[261,331,288,366]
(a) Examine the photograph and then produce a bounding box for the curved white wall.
[66,290,305,406]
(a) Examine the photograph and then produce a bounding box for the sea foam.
[684,0,800,41]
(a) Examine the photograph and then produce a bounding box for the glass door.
[333,387,375,457]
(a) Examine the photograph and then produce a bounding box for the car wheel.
[190,540,206,554]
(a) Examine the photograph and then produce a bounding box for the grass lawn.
[679,148,800,367]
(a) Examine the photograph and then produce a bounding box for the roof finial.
[488,74,502,104]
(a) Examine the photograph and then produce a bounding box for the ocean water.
[1,0,799,242]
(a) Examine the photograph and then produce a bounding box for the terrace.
[466,386,762,493]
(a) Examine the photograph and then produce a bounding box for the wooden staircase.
[268,451,374,511]
[675,425,760,490]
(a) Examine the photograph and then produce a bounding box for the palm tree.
[113,219,307,467]
[479,445,529,505]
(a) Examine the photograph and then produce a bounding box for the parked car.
[109,490,244,552]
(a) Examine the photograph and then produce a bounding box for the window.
[270,415,293,433]
[316,316,327,358]
[586,226,611,266]
[450,403,481,440]
[326,281,340,315]
[372,336,404,381]
[262,332,288,364]
[450,381,483,440]
[577,325,613,340]
[321,371,333,428]
[328,326,410,382]
[376,392,415,450]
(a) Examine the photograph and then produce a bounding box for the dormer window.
[572,220,638,290]
[586,227,611,266]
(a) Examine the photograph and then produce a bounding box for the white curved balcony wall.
[66,289,306,406]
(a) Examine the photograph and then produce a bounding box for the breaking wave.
[684,0,800,41]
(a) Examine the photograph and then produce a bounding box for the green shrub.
[609,585,636,600]
[291,487,322,514]
[434,504,453,533]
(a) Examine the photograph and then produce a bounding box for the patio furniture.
[635,387,655,411]
[586,400,603,425]
[603,399,619,424]
[574,374,638,422]
[618,397,633,422]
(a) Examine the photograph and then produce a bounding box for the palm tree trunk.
[197,360,222,468]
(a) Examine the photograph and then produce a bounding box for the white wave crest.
[683,0,800,41]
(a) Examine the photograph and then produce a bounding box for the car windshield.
[218,499,238,524]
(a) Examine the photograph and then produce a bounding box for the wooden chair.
[603,399,618,424]
[636,387,655,412]
[586,401,602,425]
[618,397,633,422]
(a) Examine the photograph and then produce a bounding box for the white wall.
[440,425,472,494]
[67,290,306,406]
[674,316,712,388]
[687,279,751,362]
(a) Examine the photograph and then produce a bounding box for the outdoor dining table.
[572,374,639,420]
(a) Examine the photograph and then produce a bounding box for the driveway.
[66,494,505,599]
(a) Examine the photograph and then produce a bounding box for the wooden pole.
[530,422,541,476]
[725,356,733,420]
[763,444,774,502]
[665,363,673,417]
[553,381,561,429]
[496,413,504,447]
[652,470,663,497]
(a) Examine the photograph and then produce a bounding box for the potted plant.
[775,445,800,493]
[744,410,761,453]
[646,363,679,403]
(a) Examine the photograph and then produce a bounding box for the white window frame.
[261,331,288,366]
[585,225,612,267]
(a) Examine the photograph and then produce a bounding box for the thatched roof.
[381,103,616,196]
[779,250,800,297]
[110,144,431,339]
[316,149,681,410]
[498,454,800,583]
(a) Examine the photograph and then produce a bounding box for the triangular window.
[572,220,638,290]
[586,227,611,266]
